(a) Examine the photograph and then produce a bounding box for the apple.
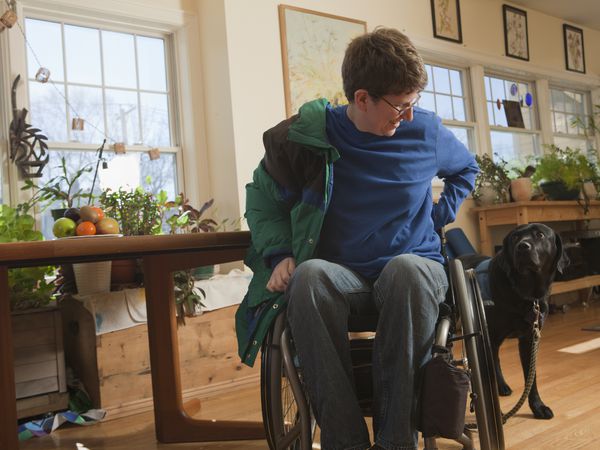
[79,205,99,223]
[95,217,120,235]
[53,217,77,238]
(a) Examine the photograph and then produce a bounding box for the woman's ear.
[353,89,370,112]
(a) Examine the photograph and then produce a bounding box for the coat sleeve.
[432,119,479,229]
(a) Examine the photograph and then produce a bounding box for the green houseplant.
[0,202,55,311]
[473,154,511,206]
[22,157,93,219]
[531,145,599,202]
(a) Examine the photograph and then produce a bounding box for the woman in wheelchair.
[235,28,478,450]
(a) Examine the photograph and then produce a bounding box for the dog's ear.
[553,232,570,274]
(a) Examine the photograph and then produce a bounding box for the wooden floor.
[20,301,600,450]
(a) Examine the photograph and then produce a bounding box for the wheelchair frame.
[260,259,505,450]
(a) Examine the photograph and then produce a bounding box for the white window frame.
[22,14,182,190]
[1,0,209,213]
[549,85,595,155]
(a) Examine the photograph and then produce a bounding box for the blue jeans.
[286,255,448,450]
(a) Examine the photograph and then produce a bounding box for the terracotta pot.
[510,178,533,202]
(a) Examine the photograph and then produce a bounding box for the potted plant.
[508,164,536,202]
[531,145,599,202]
[473,154,511,206]
[22,156,93,220]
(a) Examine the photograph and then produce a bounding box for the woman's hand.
[266,257,296,292]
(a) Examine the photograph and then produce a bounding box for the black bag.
[418,353,470,439]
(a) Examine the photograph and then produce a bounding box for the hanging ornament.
[519,96,523,107]
[525,92,533,107]
[496,99,502,110]
[509,83,518,96]
[113,142,126,154]
[0,9,17,31]
[148,148,160,160]
[71,118,84,131]
[35,67,50,83]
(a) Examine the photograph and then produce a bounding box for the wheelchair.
[260,257,505,450]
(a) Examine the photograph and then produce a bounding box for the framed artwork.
[563,24,585,73]
[278,5,366,117]
[430,0,463,43]
[502,5,529,61]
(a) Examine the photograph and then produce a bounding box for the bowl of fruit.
[52,205,121,239]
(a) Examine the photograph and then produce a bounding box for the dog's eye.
[536,231,545,239]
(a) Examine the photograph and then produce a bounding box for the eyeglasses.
[377,94,421,117]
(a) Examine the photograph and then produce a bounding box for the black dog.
[459,223,568,419]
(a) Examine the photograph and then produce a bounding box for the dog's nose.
[517,240,532,251]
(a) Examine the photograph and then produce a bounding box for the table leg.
[0,265,19,450]
[142,254,264,443]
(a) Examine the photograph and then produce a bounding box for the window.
[550,87,594,155]
[484,74,540,165]
[420,64,475,152]
[24,17,178,237]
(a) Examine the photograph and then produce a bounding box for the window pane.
[552,89,565,111]
[67,85,104,144]
[25,19,64,82]
[28,81,67,141]
[452,97,465,121]
[491,131,538,165]
[141,152,177,200]
[105,89,140,144]
[554,112,567,134]
[449,70,463,96]
[447,126,471,152]
[490,78,505,102]
[554,136,590,152]
[65,25,101,85]
[102,31,137,88]
[436,94,453,120]
[140,93,171,146]
[418,92,435,112]
[137,36,167,92]
[433,66,451,94]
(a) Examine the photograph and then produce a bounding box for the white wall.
[197,0,600,249]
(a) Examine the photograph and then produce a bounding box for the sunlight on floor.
[558,336,600,354]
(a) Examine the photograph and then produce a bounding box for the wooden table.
[0,232,264,450]
[473,200,600,296]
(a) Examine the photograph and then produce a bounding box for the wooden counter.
[0,232,264,450]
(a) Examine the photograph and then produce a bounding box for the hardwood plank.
[18,300,600,450]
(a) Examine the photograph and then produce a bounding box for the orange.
[91,206,104,221]
[76,221,96,236]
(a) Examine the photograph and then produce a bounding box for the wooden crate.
[12,308,69,419]
[60,297,260,419]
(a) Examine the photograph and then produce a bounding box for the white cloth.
[74,268,252,335]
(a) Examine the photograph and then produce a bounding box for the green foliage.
[0,204,55,311]
[173,269,206,326]
[22,157,93,209]
[473,154,511,204]
[99,186,167,236]
[531,145,599,191]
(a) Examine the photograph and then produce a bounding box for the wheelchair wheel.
[449,259,505,450]
[261,312,316,450]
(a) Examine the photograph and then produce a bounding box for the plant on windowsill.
[508,164,536,202]
[21,156,93,219]
[473,154,511,206]
[531,145,599,206]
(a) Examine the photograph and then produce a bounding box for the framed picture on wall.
[502,5,529,61]
[430,0,463,43]
[563,24,586,73]
[278,5,366,117]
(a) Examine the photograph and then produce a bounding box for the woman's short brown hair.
[342,27,428,102]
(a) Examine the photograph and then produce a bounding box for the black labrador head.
[497,223,569,279]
